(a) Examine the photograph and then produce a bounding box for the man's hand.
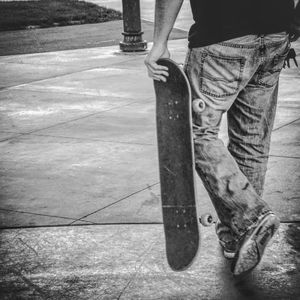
[290,20,300,42]
[283,48,298,68]
[145,0,183,81]
[144,44,170,82]
[290,31,300,42]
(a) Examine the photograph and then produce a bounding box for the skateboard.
[154,58,213,271]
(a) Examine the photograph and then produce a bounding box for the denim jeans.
[184,32,290,237]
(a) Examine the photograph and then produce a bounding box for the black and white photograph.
[0,0,299,299]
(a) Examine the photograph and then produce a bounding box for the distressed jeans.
[184,32,290,237]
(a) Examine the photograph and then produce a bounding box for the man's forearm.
[290,1,300,40]
[153,0,184,45]
[294,1,300,29]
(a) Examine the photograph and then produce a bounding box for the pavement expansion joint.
[269,154,300,159]
[2,85,134,98]
[0,207,87,224]
[4,220,299,232]
[273,117,300,131]
[0,130,18,133]
[0,99,151,143]
[0,136,22,143]
[28,133,156,146]
[0,222,163,231]
[1,68,94,91]
[116,234,161,300]
[1,60,140,91]
[69,182,160,225]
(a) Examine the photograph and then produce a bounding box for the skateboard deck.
[154,58,200,271]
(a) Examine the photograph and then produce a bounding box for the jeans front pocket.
[255,40,290,88]
[199,52,245,98]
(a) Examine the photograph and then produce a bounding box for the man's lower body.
[184,32,290,276]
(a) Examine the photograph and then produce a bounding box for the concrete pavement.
[0,37,299,299]
[0,1,300,298]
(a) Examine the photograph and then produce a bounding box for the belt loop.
[259,34,266,54]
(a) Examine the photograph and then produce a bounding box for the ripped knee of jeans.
[226,174,250,196]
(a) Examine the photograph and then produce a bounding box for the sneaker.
[215,220,239,259]
[231,213,280,277]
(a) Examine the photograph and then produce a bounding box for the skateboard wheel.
[192,98,205,113]
[199,213,215,227]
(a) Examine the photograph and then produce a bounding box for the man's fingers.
[148,69,169,82]
[152,62,169,71]
[149,67,169,78]
[144,44,171,79]
[145,59,169,73]
[147,69,167,82]
[147,63,169,77]
[145,59,168,70]
[153,75,167,82]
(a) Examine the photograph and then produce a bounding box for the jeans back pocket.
[199,52,245,98]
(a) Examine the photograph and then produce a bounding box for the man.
[145,0,300,277]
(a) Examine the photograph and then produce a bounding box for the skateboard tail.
[165,239,199,271]
[163,206,200,271]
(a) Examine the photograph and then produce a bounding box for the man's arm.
[144,0,184,81]
[291,1,300,41]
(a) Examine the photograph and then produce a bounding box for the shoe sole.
[223,249,236,259]
[232,214,280,277]
[218,240,236,259]
[216,221,238,260]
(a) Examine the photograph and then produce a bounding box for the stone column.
[119,0,147,52]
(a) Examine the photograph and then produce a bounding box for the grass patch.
[0,0,122,31]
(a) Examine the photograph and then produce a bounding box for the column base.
[119,32,147,52]
[119,41,147,52]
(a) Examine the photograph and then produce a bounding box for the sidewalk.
[0,37,299,299]
[0,16,300,300]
